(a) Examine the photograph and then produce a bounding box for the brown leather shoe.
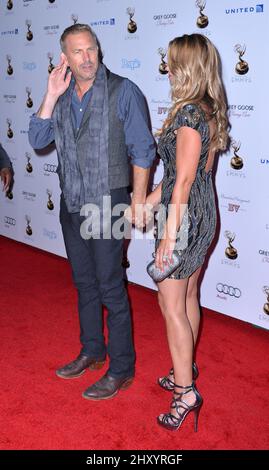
[56,354,105,379]
[82,372,134,400]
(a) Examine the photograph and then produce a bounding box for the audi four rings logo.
[44,163,57,173]
[4,216,16,226]
[216,283,241,298]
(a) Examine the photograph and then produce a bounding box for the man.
[0,144,12,193]
[28,24,155,400]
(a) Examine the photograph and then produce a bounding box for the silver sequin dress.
[156,104,217,279]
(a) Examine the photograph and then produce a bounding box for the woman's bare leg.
[186,267,202,347]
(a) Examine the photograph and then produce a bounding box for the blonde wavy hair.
[159,34,229,152]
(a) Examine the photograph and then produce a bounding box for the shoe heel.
[89,360,105,371]
[120,377,134,390]
[193,403,202,432]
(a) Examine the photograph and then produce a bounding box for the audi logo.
[216,283,241,298]
[4,216,16,226]
[44,163,57,173]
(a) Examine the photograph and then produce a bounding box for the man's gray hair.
[60,23,103,62]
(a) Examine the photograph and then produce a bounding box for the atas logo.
[216,283,241,298]
[224,231,238,260]
[46,189,54,210]
[234,44,249,75]
[231,140,244,170]
[25,19,33,41]
[6,55,13,75]
[196,0,209,28]
[44,163,57,173]
[4,216,16,226]
[47,0,57,9]
[126,7,137,33]
[7,0,13,10]
[6,189,13,200]
[26,87,33,108]
[263,286,269,315]
[158,48,168,74]
[25,215,32,236]
[226,4,264,14]
[6,118,13,139]
[47,0,58,10]
[25,152,33,173]
[121,59,141,70]
[71,14,78,24]
[47,52,55,74]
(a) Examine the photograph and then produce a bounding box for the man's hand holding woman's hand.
[124,201,154,230]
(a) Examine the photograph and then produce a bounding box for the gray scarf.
[53,63,110,213]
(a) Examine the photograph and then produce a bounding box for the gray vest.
[74,71,130,191]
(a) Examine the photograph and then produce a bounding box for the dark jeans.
[59,188,135,379]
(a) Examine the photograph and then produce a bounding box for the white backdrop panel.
[0,0,268,329]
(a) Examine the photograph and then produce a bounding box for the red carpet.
[0,235,268,450]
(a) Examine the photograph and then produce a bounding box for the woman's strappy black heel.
[158,362,199,391]
[157,382,202,432]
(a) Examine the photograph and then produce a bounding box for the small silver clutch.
[147,251,181,282]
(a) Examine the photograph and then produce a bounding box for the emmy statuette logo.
[6,55,13,75]
[46,189,54,210]
[47,52,55,74]
[263,286,269,315]
[25,153,33,173]
[26,19,33,41]
[71,14,78,25]
[231,140,244,170]
[126,7,137,33]
[234,44,249,75]
[7,0,13,10]
[224,231,238,260]
[196,0,209,28]
[7,119,13,139]
[158,48,168,74]
[25,215,32,236]
[26,87,33,108]
[48,0,56,3]
[6,189,13,200]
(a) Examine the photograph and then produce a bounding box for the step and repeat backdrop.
[0,0,268,329]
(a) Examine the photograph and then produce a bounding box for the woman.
[146,34,229,431]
